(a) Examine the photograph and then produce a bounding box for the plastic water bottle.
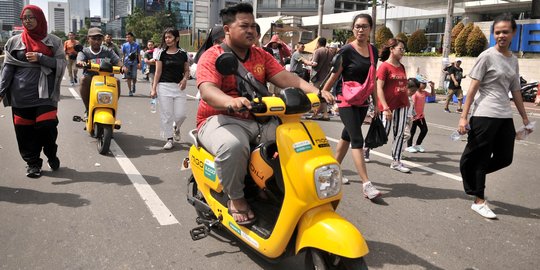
[150,98,157,113]
[450,130,461,141]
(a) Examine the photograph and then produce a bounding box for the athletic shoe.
[363,148,371,163]
[173,125,181,142]
[341,177,349,184]
[471,202,497,219]
[26,165,42,178]
[405,146,418,153]
[456,108,463,113]
[47,157,60,171]
[415,145,425,153]
[444,108,451,113]
[132,86,136,93]
[163,139,174,150]
[390,161,411,173]
[362,181,381,199]
[74,78,78,84]
[129,91,134,97]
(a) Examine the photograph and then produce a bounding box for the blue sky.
[29,0,102,19]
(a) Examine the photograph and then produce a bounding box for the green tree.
[51,30,66,40]
[125,8,178,46]
[451,21,464,52]
[407,29,428,53]
[77,28,88,45]
[455,22,474,56]
[466,26,487,57]
[333,29,353,45]
[375,26,394,49]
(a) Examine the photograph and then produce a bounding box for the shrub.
[455,22,474,56]
[396,32,408,49]
[407,29,428,53]
[375,26,394,49]
[451,22,464,52]
[466,26,488,57]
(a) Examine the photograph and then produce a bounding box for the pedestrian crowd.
[0,4,534,220]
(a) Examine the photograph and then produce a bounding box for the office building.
[0,0,25,30]
[48,1,70,33]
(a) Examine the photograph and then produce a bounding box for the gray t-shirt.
[77,46,120,77]
[469,47,520,118]
[289,51,304,74]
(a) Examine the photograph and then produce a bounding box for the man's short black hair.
[127,32,135,37]
[317,37,327,47]
[220,3,254,26]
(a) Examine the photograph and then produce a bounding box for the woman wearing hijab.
[0,5,66,178]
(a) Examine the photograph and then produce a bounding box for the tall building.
[48,2,70,33]
[334,0,368,13]
[0,0,25,30]
[102,0,111,21]
[69,0,90,32]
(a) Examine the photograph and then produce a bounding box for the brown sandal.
[227,200,257,226]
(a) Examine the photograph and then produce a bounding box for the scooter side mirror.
[215,52,238,76]
[330,54,342,73]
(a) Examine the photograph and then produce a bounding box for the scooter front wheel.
[96,123,112,155]
[304,248,368,270]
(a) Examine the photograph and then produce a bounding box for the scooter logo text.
[293,140,312,153]
[203,160,216,181]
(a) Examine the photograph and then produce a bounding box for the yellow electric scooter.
[73,59,122,155]
[184,53,369,269]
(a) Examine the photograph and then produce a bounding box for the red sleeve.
[376,62,388,81]
[196,46,224,89]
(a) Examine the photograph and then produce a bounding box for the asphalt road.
[1,74,539,270]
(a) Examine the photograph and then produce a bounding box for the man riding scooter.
[196,3,333,225]
[77,27,121,116]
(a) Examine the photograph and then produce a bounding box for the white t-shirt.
[469,47,520,118]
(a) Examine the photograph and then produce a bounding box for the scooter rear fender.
[93,108,115,125]
[296,204,369,258]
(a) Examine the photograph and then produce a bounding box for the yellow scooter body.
[189,90,368,259]
[85,64,121,133]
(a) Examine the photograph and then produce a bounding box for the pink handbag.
[342,45,375,106]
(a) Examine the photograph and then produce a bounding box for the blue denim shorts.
[125,64,138,79]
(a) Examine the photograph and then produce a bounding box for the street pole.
[440,0,454,90]
[370,0,377,44]
[384,0,387,27]
[317,0,324,37]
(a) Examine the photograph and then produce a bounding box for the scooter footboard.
[93,108,115,125]
[295,204,369,258]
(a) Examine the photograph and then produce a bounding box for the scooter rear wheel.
[304,248,368,270]
[96,124,112,155]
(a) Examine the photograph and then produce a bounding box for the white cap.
[456,58,462,62]
[329,42,339,49]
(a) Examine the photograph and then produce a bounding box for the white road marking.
[68,87,81,100]
[325,137,463,182]
[110,140,180,226]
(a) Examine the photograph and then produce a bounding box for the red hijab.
[21,5,53,57]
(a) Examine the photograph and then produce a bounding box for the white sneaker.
[471,202,497,219]
[173,125,181,142]
[415,145,425,153]
[363,148,370,163]
[390,161,411,173]
[405,146,418,153]
[362,181,381,199]
[163,139,174,150]
[342,177,349,184]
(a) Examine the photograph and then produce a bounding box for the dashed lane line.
[68,87,81,100]
[325,137,463,182]
[110,140,180,226]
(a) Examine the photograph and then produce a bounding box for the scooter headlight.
[314,164,342,199]
[97,92,113,104]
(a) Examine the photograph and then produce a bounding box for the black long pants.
[460,117,515,199]
[12,106,59,168]
[407,117,428,147]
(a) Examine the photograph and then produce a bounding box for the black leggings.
[407,117,428,147]
[338,105,368,149]
[12,106,59,167]
[460,117,515,199]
